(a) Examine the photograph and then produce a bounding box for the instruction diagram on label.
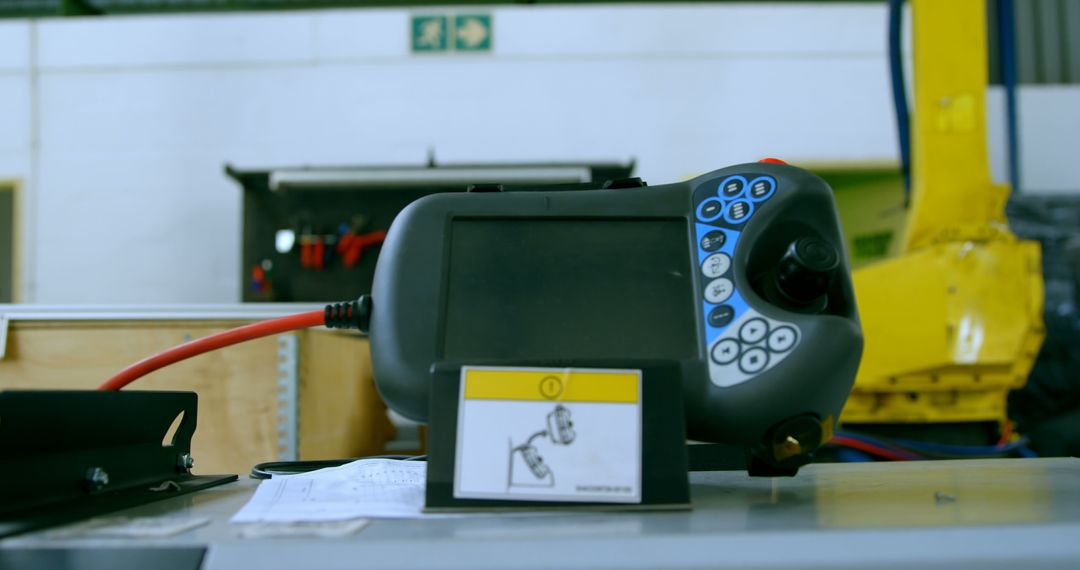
[454,367,641,503]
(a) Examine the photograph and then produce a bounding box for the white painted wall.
[0,4,1075,304]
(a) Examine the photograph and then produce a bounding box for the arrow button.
[711,338,741,365]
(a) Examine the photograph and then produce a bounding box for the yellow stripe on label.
[463,368,639,403]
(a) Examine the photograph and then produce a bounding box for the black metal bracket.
[0,390,237,539]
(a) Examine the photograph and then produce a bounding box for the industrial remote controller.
[368,160,864,475]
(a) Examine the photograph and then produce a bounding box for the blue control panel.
[691,174,800,387]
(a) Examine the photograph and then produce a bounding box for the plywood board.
[299,330,396,459]
[0,321,394,475]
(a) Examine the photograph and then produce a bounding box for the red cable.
[997,420,1013,446]
[830,436,916,461]
[97,310,325,391]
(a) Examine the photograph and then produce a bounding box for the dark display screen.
[443,219,697,361]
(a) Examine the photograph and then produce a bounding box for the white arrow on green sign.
[454,15,492,51]
[411,13,492,53]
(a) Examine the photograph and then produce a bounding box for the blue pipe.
[888,0,911,203]
[997,0,1021,194]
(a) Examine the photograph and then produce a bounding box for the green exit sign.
[454,15,492,51]
[411,15,447,52]
[411,13,492,54]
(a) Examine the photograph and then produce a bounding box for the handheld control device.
[546,405,576,446]
[511,405,575,484]
[369,161,863,473]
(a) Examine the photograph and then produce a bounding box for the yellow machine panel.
[843,0,1045,426]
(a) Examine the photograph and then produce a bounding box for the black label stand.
[0,390,237,538]
[425,360,691,511]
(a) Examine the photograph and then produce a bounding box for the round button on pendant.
[704,278,734,304]
[768,325,798,352]
[700,230,726,252]
[747,176,776,202]
[739,318,769,344]
[697,197,724,222]
[701,253,731,278]
[708,305,735,328]
[724,200,753,224]
[739,347,769,374]
[712,338,741,365]
[719,177,747,199]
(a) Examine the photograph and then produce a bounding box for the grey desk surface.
[3,458,1079,569]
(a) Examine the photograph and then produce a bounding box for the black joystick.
[772,236,839,313]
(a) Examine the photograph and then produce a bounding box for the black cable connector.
[324,295,372,333]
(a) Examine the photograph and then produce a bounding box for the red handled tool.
[337,229,387,268]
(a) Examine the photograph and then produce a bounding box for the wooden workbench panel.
[299,330,396,459]
[0,322,392,475]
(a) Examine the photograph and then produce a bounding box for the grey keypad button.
[704,278,734,304]
[739,318,769,344]
[711,338,740,365]
[768,325,798,353]
[701,253,731,278]
[739,347,769,374]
